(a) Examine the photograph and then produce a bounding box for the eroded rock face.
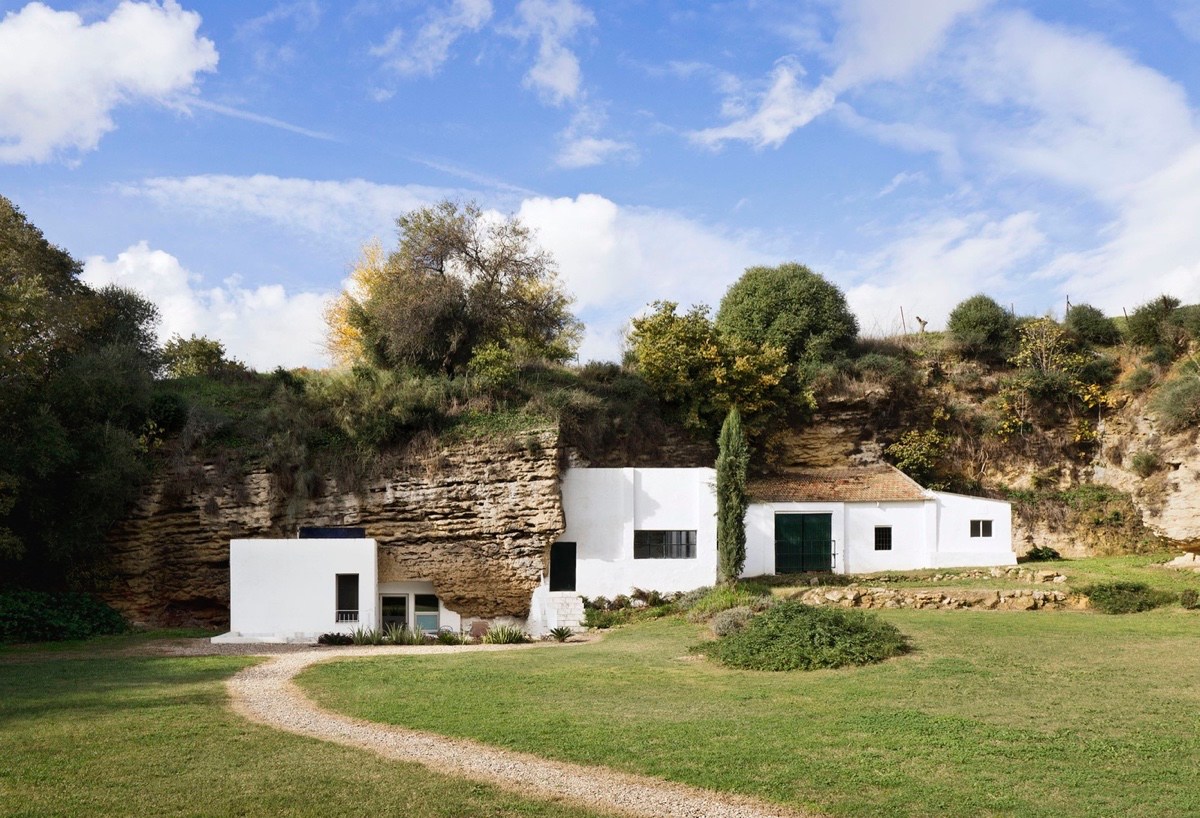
[101,429,564,628]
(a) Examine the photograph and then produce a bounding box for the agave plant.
[548,626,574,642]
[482,624,530,644]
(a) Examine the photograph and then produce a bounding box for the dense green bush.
[1066,304,1121,346]
[715,263,858,363]
[1180,589,1199,610]
[1023,545,1063,562]
[1081,582,1174,614]
[1123,367,1155,394]
[697,601,910,671]
[1149,374,1200,433]
[317,632,353,645]
[710,606,754,637]
[947,295,1018,362]
[1126,296,1182,350]
[0,591,126,643]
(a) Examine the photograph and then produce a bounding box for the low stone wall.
[790,585,1086,611]
[870,566,1068,584]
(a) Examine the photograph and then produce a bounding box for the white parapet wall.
[214,538,378,643]
[930,492,1017,568]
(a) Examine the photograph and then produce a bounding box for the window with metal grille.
[335,573,359,622]
[874,526,892,551]
[970,519,993,538]
[633,530,697,559]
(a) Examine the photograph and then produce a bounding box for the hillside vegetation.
[3,194,1198,590]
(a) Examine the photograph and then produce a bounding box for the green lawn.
[301,610,1200,818]
[764,552,1200,595]
[0,642,609,818]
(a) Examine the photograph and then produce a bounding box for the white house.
[214,464,1015,642]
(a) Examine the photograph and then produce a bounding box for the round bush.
[947,294,1017,362]
[1065,304,1120,346]
[699,601,909,671]
[710,605,754,637]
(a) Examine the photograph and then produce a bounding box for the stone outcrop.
[790,585,1085,611]
[101,429,564,629]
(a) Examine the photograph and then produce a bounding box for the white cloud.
[518,194,775,361]
[843,211,1046,335]
[1046,144,1200,314]
[554,105,635,168]
[0,1,218,163]
[371,0,493,77]
[510,0,595,105]
[691,0,985,149]
[877,171,928,198]
[125,174,465,239]
[82,242,333,370]
[954,10,1197,198]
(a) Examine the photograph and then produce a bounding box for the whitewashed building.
[215,464,1015,642]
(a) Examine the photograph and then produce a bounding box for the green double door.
[774,513,833,573]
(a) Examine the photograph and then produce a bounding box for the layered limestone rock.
[101,429,564,628]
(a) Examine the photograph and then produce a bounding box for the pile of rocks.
[871,566,1067,584]
[791,585,1085,611]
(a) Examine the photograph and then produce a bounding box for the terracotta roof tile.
[748,464,929,503]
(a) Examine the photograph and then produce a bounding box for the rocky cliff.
[101,429,564,628]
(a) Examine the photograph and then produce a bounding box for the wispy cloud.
[508,0,595,106]
[185,98,337,142]
[371,0,493,78]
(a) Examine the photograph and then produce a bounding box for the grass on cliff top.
[0,635,610,818]
[301,610,1200,818]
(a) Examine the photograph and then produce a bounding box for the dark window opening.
[874,526,892,551]
[336,573,359,622]
[634,530,697,559]
[970,519,993,538]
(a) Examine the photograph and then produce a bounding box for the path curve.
[227,643,818,818]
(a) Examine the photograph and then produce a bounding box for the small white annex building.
[215,464,1015,642]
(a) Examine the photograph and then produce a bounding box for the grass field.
[0,639,607,818]
[301,609,1200,818]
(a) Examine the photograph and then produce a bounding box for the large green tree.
[716,407,750,584]
[327,201,581,375]
[0,196,159,586]
[715,263,858,364]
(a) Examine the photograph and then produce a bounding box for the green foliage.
[317,632,354,645]
[697,601,910,671]
[1081,582,1174,614]
[351,627,388,645]
[1123,367,1155,394]
[1179,589,1199,610]
[1125,295,1183,352]
[627,300,793,436]
[1023,545,1063,562]
[435,628,470,645]
[583,607,630,629]
[482,624,531,644]
[715,263,858,363]
[709,605,754,637]
[467,341,518,390]
[548,626,574,642]
[1148,369,1200,433]
[0,590,125,643]
[716,408,749,584]
[1065,304,1120,346]
[947,294,1017,362]
[676,582,774,621]
[383,623,428,645]
[1130,449,1162,478]
[161,334,237,378]
[886,426,949,487]
[330,200,580,375]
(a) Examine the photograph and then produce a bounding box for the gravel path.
[227,644,818,818]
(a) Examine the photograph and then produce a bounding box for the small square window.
[970,519,993,538]
[874,526,892,551]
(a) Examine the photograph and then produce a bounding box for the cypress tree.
[716,407,750,584]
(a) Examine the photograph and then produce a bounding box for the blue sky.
[2,0,1199,369]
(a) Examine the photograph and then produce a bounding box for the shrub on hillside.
[697,601,910,671]
[1081,582,1174,614]
[710,606,754,637]
[1123,367,1155,394]
[677,583,774,621]
[1130,449,1163,478]
[1149,374,1200,433]
[1065,304,1120,347]
[1180,589,1199,610]
[947,295,1018,362]
[0,591,126,643]
[1022,545,1063,562]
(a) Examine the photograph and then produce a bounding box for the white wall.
[557,467,717,598]
[842,501,933,574]
[744,502,846,576]
[931,492,1017,568]
[227,538,378,640]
